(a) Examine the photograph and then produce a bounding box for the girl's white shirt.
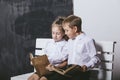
[67,33,99,68]
[44,39,68,66]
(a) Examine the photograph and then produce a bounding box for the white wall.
[73,0,120,80]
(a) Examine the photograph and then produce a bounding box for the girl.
[28,17,68,80]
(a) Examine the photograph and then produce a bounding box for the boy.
[62,15,99,80]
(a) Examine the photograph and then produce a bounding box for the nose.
[64,31,66,34]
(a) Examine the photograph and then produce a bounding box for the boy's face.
[63,23,77,39]
[52,26,64,42]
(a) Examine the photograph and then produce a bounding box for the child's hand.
[46,64,54,71]
[80,65,87,72]
[29,53,33,65]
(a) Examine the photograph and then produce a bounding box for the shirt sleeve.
[85,39,100,68]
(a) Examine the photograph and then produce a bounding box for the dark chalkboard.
[0,0,73,79]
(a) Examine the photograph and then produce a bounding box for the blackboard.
[0,0,73,79]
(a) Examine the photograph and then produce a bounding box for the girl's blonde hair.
[51,16,69,41]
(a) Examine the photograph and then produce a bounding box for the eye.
[56,32,61,35]
[65,30,68,32]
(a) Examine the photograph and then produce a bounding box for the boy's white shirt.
[67,33,98,68]
[44,39,68,66]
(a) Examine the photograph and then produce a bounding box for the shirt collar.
[69,32,85,41]
[75,32,85,40]
[53,39,66,46]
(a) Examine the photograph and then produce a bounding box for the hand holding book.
[80,65,87,72]
[30,53,87,77]
[46,64,55,71]
[52,65,80,75]
[52,65,87,76]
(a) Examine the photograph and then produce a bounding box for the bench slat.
[90,69,112,80]
[97,53,114,61]
[35,49,45,55]
[36,38,51,48]
[95,41,115,53]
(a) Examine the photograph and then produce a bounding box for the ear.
[73,26,78,32]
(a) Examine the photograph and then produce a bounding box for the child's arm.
[56,60,67,68]
[46,60,67,71]
[84,40,100,69]
[46,64,54,71]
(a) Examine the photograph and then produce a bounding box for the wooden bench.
[90,41,116,80]
[11,38,116,80]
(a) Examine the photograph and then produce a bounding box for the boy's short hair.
[63,15,82,32]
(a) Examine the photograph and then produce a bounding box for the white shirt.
[44,39,68,66]
[67,33,98,68]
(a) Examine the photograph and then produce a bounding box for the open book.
[30,53,80,77]
[53,65,81,77]
[30,53,51,76]
[52,65,79,76]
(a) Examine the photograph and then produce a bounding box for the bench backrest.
[35,38,116,80]
[35,38,52,55]
[90,41,116,80]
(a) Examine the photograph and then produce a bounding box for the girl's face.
[63,23,77,39]
[52,25,64,42]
